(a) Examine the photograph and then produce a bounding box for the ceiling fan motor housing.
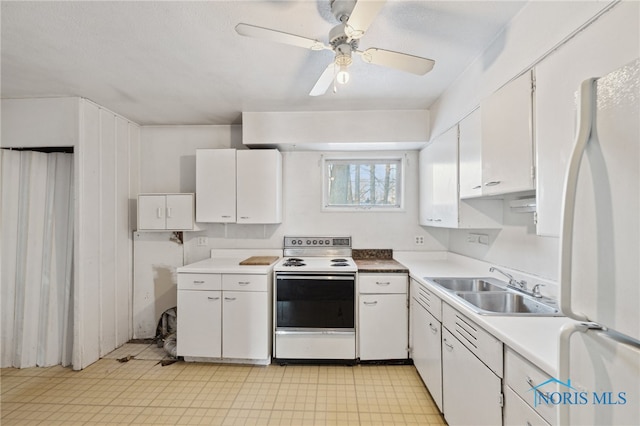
[330,0,357,22]
[329,23,359,50]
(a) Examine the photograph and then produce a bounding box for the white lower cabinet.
[442,304,503,426]
[411,297,443,411]
[358,274,408,361]
[222,291,269,360]
[504,347,557,425]
[177,290,222,358]
[504,386,550,426]
[177,272,271,362]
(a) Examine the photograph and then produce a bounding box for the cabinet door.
[418,125,458,227]
[535,1,639,237]
[222,291,269,359]
[196,149,236,223]
[481,70,534,196]
[459,109,483,199]
[411,298,443,411]
[138,195,166,230]
[177,290,221,358]
[165,194,193,230]
[236,149,282,224]
[359,294,407,360]
[442,328,502,426]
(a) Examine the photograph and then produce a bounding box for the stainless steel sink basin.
[428,277,507,292]
[454,291,561,316]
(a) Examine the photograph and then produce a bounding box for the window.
[323,157,403,210]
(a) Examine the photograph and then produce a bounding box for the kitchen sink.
[454,291,561,316]
[428,277,507,292]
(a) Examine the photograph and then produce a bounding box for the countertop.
[354,259,410,273]
[394,251,576,377]
[177,256,279,275]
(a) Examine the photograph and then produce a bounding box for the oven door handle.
[276,275,355,281]
[275,329,355,335]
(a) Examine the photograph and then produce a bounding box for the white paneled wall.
[1,97,140,370]
[75,99,140,367]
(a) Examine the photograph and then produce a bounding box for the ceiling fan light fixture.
[336,64,350,85]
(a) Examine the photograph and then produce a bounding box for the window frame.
[322,154,405,212]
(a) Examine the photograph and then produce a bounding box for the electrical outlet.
[197,236,208,247]
[415,236,424,245]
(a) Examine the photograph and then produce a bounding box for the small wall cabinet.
[480,70,535,196]
[419,124,502,229]
[196,148,282,224]
[137,193,194,231]
[358,274,408,361]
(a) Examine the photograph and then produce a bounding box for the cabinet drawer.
[178,273,222,290]
[359,274,407,294]
[505,347,557,425]
[411,279,442,320]
[504,386,551,426]
[442,303,503,377]
[222,274,268,292]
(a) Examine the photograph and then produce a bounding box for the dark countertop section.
[352,250,409,273]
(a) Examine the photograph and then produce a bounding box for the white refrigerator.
[558,58,640,425]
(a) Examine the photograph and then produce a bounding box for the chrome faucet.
[489,266,527,290]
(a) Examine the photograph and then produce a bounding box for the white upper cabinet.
[419,125,459,228]
[419,125,502,229]
[459,109,483,199]
[480,70,535,196]
[236,149,282,224]
[535,1,639,237]
[196,149,236,223]
[196,149,282,224]
[138,193,194,231]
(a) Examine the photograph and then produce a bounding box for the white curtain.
[1,149,74,368]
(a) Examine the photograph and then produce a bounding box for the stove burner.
[331,258,348,263]
[332,262,349,267]
[283,258,306,267]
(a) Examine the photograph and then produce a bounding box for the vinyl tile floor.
[1,343,447,425]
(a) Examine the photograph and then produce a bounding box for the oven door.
[275,273,355,331]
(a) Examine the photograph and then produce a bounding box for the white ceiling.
[1,1,527,126]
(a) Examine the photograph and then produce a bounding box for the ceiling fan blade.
[235,23,330,51]
[359,48,435,75]
[309,63,336,97]
[345,0,386,39]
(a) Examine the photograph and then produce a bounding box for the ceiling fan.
[235,0,435,96]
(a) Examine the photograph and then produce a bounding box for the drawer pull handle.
[193,280,205,284]
[526,376,535,387]
[484,180,501,187]
[222,215,232,218]
[157,207,163,218]
[433,219,442,222]
[376,281,391,286]
[238,281,251,285]
[224,297,237,301]
[363,301,378,306]
[166,207,172,218]
[207,296,220,300]
[443,339,454,351]
[472,185,482,190]
[429,323,438,333]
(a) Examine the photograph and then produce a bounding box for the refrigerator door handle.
[559,78,597,322]
[558,322,603,425]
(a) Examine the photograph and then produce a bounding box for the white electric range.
[273,236,357,364]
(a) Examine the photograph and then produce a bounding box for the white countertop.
[394,251,577,376]
[177,256,279,275]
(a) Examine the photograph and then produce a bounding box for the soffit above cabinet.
[242,110,429,151]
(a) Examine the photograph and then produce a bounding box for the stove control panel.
[284,236,351,249]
